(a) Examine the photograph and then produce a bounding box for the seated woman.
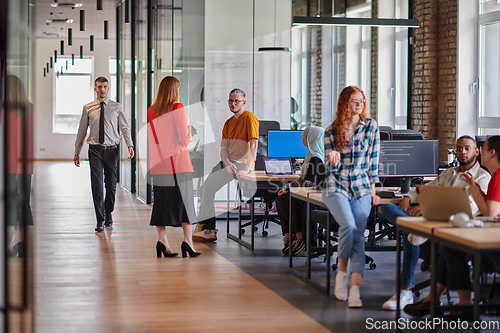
[405,135,500,320]
[276,126,325,256]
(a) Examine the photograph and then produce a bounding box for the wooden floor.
[33,162,331,333]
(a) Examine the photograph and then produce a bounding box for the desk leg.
[306,200,311,279]
[226,182,230,235]
[396,227,401,319]
[473,251,481,332]
[430,237,437,328]
[326,208,330,296]
[251,196,255,250]
[289,190,293,267]
[238,186,242,239]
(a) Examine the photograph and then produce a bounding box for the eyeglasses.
[351,99,366,105]
[228,99,245,104]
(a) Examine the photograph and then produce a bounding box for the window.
[477,4,500,134]
[53,57,93,134]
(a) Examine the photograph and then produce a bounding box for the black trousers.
[88,145,119,223]
[276,190,317,244]
[436,247,472,291]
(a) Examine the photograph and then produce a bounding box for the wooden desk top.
[397,217,453,235]
[434,227,500,250]
[239,171,301,182]
[289,187,318,199]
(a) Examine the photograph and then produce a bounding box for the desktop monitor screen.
[379,140,439,177]
[267,130,309,159]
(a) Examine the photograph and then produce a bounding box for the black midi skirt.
[150,172,197,227]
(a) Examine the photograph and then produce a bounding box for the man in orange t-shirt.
[193,88,259,242]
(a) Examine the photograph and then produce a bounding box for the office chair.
[379,126,393,131]
[380,130,392,141]
[240,120,281,236]
[391,130,425,140]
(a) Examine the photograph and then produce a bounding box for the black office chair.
[391,130,425,140]
[240,120,281,236]
[380,130,392,141]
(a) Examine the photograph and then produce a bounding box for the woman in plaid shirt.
[322,86,380,308]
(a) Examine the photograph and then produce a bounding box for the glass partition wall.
[1,0,35,332]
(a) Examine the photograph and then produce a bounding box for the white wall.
[33,38,116,159]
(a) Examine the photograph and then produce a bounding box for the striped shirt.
[323,118,380,199]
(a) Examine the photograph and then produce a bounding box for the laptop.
[416,185,473,221]
[263,157,294,175]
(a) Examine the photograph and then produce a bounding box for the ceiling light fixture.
[292,16,420,28]
[46,18,74,23]
[97,0,103,11]
[51,2,82,8]
[258,0,291,52]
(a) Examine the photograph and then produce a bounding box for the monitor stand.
[400,177,411,194]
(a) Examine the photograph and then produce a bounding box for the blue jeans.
[379,203,420,288]
[322,192,372,275]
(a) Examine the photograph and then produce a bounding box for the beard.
[458,156,475,166]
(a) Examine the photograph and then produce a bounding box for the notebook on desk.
[263,157,294,175]
[416,185,473,221]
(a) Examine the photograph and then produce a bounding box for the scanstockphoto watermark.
[366,318,500,330]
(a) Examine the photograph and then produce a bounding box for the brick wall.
[308,27,322,126]
[411,0,457,164]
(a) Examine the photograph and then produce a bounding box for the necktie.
[99,101,105,144]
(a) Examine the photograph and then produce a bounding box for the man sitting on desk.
[379,135,491,310]
[193,88,259,242]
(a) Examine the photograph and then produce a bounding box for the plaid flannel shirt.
[323,118,380,199]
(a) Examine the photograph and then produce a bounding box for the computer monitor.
[267,130,309,159]
[379,140,439,193]
[475,135,489,148]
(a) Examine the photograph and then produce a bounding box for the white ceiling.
[33,0,116,39]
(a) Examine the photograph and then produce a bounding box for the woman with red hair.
[322,86,380,307]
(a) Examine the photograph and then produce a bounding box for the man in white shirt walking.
[74,76,134,232]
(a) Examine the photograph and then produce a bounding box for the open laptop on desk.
[416,185,473,221]
[263,157,294,175]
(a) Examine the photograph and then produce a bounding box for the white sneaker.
[348,285,363,308]
[408,233,428,246]
[334,271,348,301]
[382,289,414,310]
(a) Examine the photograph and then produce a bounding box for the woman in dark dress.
[148,76,200,258]
[276,126,325,256]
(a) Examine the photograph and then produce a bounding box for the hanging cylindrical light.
[97,0,103,10]
[68,28,73,46]
[60,40,64,55]
[104,20,108,40]
[46,63,49,73]
[80,45,83,59]
[50,57,53,68]
[125,0,130,24]
[90,35,94,51]
[54,50,57,62]
[72,53,75,65]
[80,10,85,31]
[44,68,46,77]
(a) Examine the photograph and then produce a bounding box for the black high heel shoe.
[8,241,25,258]
[156,241,178,258]
[181,242,200,258]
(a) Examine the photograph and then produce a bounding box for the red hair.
[151,76,180,117]
[333,86,367,149]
